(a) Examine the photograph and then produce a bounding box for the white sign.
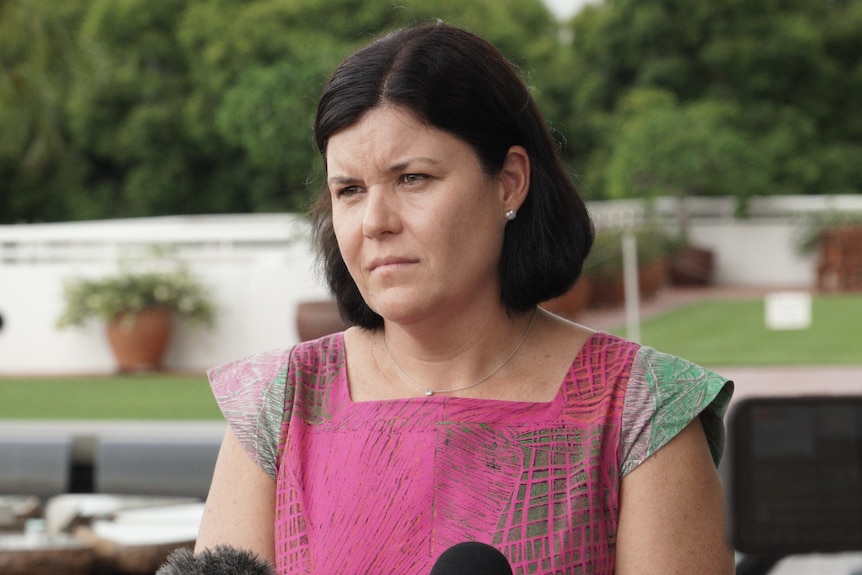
[764,291,812,330]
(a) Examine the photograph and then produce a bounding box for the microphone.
[155,546,275,575]
[429,541,513,575]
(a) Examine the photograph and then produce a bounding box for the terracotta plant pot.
[586,273,625,309]
[669,246,715,286]
[586,259,669,309]
[816,227,862,291]
[106,307,173,373]
[638,258,669,299]
[540,277,592,320]
[296,300,350,341]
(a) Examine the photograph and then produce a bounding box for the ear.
[498,145,530,212]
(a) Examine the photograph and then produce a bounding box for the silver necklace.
[382,309,537,397]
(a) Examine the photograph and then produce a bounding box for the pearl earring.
[505,210,517,221]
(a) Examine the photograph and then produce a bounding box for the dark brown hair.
[312,23,593,329]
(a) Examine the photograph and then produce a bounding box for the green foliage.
[792,210,862,255]
[0,0,102,221]
[3,0,862,222]
[2,0,564,223]
[583,225,679,280]
[57,254,215,328]
[0,0,93,170]
[605,90,767,206]
[565,0,862,201]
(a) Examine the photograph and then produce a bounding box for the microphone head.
[429,541,513,575]
[156,546,275,575]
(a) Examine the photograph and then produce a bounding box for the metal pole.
[622,230,641,342]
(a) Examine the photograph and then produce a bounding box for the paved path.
[0,420,225,440]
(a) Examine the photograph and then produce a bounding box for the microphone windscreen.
[156,545,275,575]
[429,541,513,575]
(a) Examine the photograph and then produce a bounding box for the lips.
[368,256,417,272]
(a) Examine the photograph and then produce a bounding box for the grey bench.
[94,437,221,499]
[0,437,73,497]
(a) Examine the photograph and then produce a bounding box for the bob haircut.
[312,23,594,330]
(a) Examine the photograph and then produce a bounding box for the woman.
[193,23,734,574]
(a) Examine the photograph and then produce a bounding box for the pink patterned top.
[208,331,732,575]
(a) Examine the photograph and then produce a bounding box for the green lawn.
[609,293,862,366]
[0,374,222,420]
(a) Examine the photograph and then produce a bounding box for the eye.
[335,185,363,198]
[400,173,427,186]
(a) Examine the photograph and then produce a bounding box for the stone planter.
[669,245,715,286]
[585,272,625,309]
[106,307,173,373]
[586,259,669,309]
[296,300,350,341]
[816,227,862,291]
[540,277,592,320]
[639,258,669,299]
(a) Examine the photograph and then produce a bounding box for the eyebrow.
[327,157,441,187]
[390,156,440,171]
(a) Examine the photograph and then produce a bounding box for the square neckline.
[332,330,611,410]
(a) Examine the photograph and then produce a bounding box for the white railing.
[0,214,311,265]
[587,194,862,230]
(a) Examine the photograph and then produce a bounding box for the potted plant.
[582,226,673,308]
[539,276,592,320]
[296,299,351,341]
[57,260,215,373]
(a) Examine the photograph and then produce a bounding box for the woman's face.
[325,106,518,326]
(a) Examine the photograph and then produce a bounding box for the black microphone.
[429,541,513,575]
[155,546,275,575]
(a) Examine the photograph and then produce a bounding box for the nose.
[362,187,401,239]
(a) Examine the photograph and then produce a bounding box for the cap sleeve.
[619,346,733,477]
[207,347,294,480]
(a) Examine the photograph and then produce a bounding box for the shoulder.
[208,346,296,397]
[630,345,729,391]
[207,334,346,395]
[580,331,641,367]
[206,334,347,478]
[621,345,733,474]
[567,330,643,392]
[286,333,348,380]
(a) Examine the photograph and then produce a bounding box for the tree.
[0,0,97,221]
[605,89,767,233]
[180,0,564,210]
[3,0,564,222]
[564,0,862,201]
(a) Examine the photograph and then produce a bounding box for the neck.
[381,307,538,396]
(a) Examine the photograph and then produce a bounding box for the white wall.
[688,220,816,286]
[0,215,329,375]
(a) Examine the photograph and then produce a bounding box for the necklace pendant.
[424,389,434,397]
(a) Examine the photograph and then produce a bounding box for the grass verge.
[0,374,221,420]
[609,293,862,366]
